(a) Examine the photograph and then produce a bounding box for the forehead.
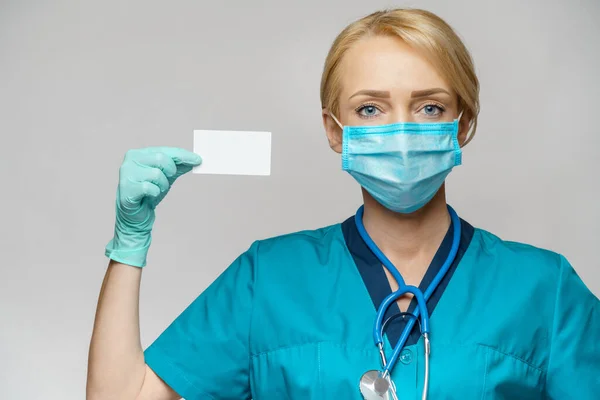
[339,34,450,97]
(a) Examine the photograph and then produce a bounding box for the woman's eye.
[421,104,444,117]
[357,105,380,118]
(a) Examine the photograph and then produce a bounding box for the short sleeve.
[545,255,600,398]
[143,241,258,400]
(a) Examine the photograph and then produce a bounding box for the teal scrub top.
[144,213,600,399]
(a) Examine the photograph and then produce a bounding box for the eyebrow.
[411,88,451,98]
[348,88,451,101]
[348,89,391,100]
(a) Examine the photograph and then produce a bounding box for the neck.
[361,186,451,278]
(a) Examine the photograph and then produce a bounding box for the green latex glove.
[105,147,202,267]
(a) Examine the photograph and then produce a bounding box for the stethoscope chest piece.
[359,370,396,400]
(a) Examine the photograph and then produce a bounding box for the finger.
[128,150,178,178]
[167,163,195,184]
[140,181,161,198]
[154,147,202,166]
[121,180,161,205]
[132,166,170,193]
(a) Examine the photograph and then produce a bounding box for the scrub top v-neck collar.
[341,211,475,348]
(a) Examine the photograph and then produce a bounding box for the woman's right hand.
[104,147,202,268]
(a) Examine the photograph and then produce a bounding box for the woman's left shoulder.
[469,227,571,278]
[468,226,598,316]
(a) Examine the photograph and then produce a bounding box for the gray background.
[1,0,599,398]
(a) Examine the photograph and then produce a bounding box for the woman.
[87,8,600,400]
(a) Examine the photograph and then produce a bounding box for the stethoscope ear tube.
[422,333,430,400]
[356,204,462,400]
[374,285,430,344]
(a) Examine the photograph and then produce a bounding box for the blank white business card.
[192,130,271,176]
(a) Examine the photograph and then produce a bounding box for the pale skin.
[87,34,470,399]
[87,261,180,400]
[322,34,470,312]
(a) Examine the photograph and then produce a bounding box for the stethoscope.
[356,205,462,400]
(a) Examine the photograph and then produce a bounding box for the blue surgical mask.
[330,113,463,214]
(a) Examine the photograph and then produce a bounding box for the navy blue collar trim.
[341,213,475,347]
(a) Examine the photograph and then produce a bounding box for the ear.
[322,109,343,154]
[457,112,471,146]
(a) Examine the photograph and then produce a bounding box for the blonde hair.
[320,8,480,145]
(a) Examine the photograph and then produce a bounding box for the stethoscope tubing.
[355,204,462,374]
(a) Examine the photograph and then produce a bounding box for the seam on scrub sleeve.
[144,344,217,400]
[544,253,565,390]
[247,240,259,398]
[317,342,322,393]
[162,357,216,400]
[480,346,489,400]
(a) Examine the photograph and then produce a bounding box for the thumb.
[154,147,202,166]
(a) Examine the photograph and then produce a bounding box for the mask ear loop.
[328,112,344,130]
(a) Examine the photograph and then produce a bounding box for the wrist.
[105,229,152,268]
